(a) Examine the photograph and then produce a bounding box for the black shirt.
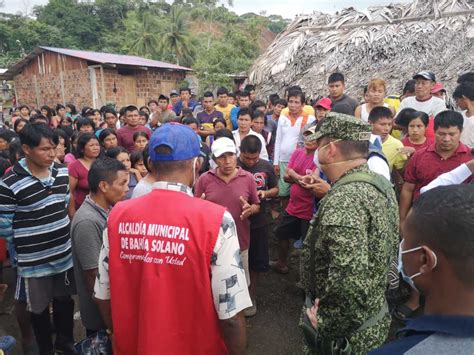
[238,158,278,229]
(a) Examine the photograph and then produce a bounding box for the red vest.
[108,189,228,355]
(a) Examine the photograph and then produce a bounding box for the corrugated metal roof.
[0,46,191,80]
[40,47,192,71]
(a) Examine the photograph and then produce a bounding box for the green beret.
[310,112,372,142]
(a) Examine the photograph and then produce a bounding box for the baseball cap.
[314,97,332,110]
[211,137,237,158]
[413,71,436,82]
[170,90,178,96]
[431,82,445,94]
[149,123,201,161]
[310,112,372,142]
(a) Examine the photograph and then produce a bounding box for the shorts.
[278,162,291,197]
[15,268,76,314]
[275,211,310,241]
[241,249,250,287]
[249,226,269,273]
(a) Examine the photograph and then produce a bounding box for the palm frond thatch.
[248,0,474,99]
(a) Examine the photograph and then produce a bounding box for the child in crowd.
[133,131,149,151]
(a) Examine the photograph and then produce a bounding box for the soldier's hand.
[301,177,331,198]
[306,298,320,329]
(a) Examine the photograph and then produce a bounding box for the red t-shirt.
[68,159,90,209]
[404,143,473,200]
[117,125,152,153]
[401,137,434,151]
[286,148,316,220]
[194,167,260,250]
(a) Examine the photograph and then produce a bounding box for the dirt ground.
[0,230,306,355]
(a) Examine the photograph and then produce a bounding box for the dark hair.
[106,146,129,160]
[328,73,345,84]
[148,99,158,106]
[59,116,73,126]
[269,93,280,106]
[182,117,199,126]
[217,87,229,96]
[457,72,474,85]
[287,90,305,103]
[228,92,236,99]
[124,105,138,115]
[203,91,214,99]
[214,128,235,142]
[239,91,250,99]
[240,135,262,154]
[139,111,150,123]
[158,95,169,102]
[453,82,474,101]
[98,128,117,146]
[130,150,144,168]
[237,108,252,119]
[40,105,52,118]
[244,84,255,93]
[434,110,463,132]
[336,140,369,160]
[403,80,416,95]
[251,100,266,111]
[54,128,71,154]
[276,98,287,107]
[8,140,23,165]
[55,104,65,112]
[252,110,265,122]
[103,109,117,117]
[88,157,127,194]
[19,123,58,148]
[14,118,29,133]
[396,108,429,127]
[179,87,191,94]
[76,133,99,159]
[139,106,150,114]
[213,118,227,128]
[368,106,393,123]
[133,131,149,142]
[86,109,100,118]
[142,143,151,172]
[0,129,12,146]
[0,157,11,176]
[76,117,96,131]
[407,185,474,285]
[66,104,77,115]
[18,104,30,113]
[30,114,50,125]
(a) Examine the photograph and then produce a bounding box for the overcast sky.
[2,0,403,18]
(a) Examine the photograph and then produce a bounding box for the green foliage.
[0,0,290,92]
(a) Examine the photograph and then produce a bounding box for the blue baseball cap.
[149,123,201,161]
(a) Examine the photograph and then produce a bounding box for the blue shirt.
[173,100,197,116]
[230,106,240,129]
[369,315,474,354]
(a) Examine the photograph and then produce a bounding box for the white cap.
[212,137,237,158]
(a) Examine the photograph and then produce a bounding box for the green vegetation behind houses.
[0,0,289,92]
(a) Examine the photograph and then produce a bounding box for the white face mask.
[313,148,321,172]
[192,157,198,187]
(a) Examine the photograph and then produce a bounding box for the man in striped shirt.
[0,123,76,354]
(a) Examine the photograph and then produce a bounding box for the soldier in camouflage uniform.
[299,113,399,354]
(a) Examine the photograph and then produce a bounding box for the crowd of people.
[0,70,473,354]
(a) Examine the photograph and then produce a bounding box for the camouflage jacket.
[300,164,399,354]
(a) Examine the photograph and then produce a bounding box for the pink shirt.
[68,159,90,210]
[117,125,152,153]
[286,148,316,220]
[194,168,259,250]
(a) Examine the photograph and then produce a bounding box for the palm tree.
[126,11,161,59]
[158,6,194,66]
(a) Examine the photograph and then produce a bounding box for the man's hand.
[306,298,320,329]
[239,196,253,220]
[257,190,266,200]
[300,177,331,198]
[398,146,416,157]
[274,165,280,176]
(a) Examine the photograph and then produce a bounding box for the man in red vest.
[93,123,252,355]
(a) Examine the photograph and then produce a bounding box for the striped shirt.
[0,159,73,278]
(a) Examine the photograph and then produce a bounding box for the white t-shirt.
[232,129,269,160]
[460,110,474,149]
[274,113,316,164]
[131,178,153,198]
[360,103,389,122]
[397,96,446,117]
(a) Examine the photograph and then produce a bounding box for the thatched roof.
[248,0,474,100]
